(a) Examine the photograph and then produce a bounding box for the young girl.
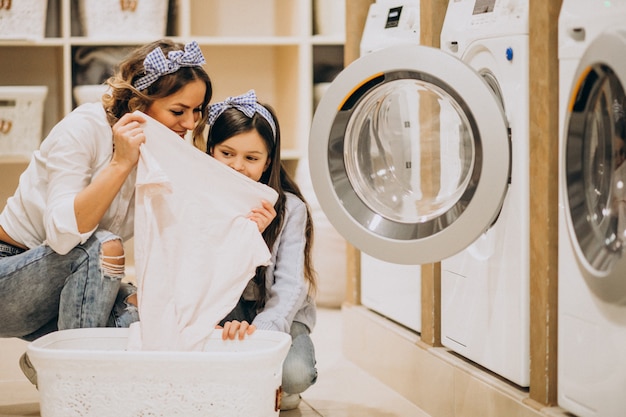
[0,39,213,384]
[206,90,318,410]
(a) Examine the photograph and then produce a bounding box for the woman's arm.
[41,108,145,254]
[74,112,146,233]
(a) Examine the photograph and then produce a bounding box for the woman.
[0,39,211,384]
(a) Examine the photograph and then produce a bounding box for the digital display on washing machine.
[473,0,496,14]
[385,6,402,28]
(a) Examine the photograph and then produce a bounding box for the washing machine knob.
[506,47,514,61]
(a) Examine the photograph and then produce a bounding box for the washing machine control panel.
[360,0,421,56]
[559,0,626,61]
[441,0,528,46]
[384,6,403,28]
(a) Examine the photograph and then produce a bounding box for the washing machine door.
[309,44,510,265]
[563,30,626,283]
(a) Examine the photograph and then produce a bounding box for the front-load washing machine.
[558,1,626,416]
[309,0,512,363]
[439,0,530,387]
[358,0,423,333]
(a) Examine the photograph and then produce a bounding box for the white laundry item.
[128,111,278,351]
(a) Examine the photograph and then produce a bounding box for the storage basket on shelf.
[0,0,48,40]
[78,0,168,39]
[73,84,110,106]
[0,86,48,160]
[28,327,291,417]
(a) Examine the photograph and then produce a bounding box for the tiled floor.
[0,307,430,417]
[281,308,430,417]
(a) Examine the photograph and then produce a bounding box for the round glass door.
[564,32,626,276]
[340,76,475,230]
[310,44,510,264]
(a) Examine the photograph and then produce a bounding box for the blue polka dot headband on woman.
[133,41,206,91]
[208,90,277,139]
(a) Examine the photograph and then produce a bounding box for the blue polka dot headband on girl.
[207,90,277,139]
[133,41,206,91]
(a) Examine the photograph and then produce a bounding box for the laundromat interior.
[1,0,625,416]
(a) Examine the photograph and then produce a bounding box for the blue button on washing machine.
[506,47,514,61]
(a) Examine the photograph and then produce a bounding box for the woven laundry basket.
[28,327,291,417]
[0,0,48,40]
[0,86,48,159]
[79,0,168,39]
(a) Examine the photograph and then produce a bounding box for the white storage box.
[0,0,48,40]
[28,328,291,417]
[78,0,168,39]
[0,86,48,159]
[73,84,110,106]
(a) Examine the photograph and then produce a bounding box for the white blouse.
[0,103,136,254]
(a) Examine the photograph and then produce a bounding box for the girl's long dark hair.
[207,103,316,307]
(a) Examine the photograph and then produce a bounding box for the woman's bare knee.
[101,239,125,276]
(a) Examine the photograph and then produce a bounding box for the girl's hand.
[111,112,147,170]
[248,199,277,233]
[216,320,256,340]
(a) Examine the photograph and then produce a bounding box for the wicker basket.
[0,86,48,159]
[0,0,48,40]
[78,0,168,39]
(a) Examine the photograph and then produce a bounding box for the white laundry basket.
[0,86,48,159]
[28,328,291,417]
[78,0,168,39]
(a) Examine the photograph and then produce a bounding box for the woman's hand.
[248,199,277,233]
[111,112,147,170]
[216,320,257,340]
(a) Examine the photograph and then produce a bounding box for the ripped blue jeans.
[0,230,139,341]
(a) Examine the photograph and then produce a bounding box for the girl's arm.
[247,199,277,233]
[216,320,256,340]
[252,195,310,333]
